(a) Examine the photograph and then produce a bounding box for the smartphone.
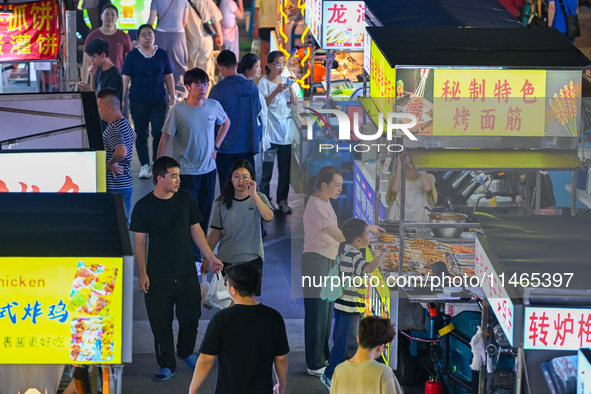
[286,78,295,86]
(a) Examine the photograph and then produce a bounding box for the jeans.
[260,143,290,203]
[108,185,133,220]
[144,274,201,372]
[179,170,216,262]
[324,309,361,379]
[130,100,167,166]
[215,152,256,188]
[302,252,335,370]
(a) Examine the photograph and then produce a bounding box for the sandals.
[183,354,198,370]
[153,367,175,381]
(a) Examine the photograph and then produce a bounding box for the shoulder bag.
[186,0,216,36]
[556,0,580,39]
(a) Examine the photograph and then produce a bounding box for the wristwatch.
[214,145,220,151]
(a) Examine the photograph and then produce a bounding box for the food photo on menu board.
[67,261,118,362]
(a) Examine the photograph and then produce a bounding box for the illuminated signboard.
[578,349,591,394]
[305,0,365,50]
[0,0,60,61]
[112,0,151,30]
[0,151,104,193]
[363,28,371,75]
[364,249,391,365]
[0,257,123,364]
[368,41,396,115]
[475,237,515,346]
[304,0,322,45]
[524,307,591,351]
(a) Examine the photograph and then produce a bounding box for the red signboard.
[0,0,60,61]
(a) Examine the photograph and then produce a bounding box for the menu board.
[0,0,60,61]
[0,257,123,364]
[524,307,591,351]
[111,0,152,30]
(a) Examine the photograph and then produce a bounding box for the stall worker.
[386,153,437,222]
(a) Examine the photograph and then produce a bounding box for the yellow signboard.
[369,40,397,108]
[433,69,546,136]
[0,257,123,364]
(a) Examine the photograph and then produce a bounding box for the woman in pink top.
[301,166,381,377]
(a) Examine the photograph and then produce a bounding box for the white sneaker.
[306,367,326,377]
[139,164,151,179]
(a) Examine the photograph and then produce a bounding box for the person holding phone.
[257,51,298,213]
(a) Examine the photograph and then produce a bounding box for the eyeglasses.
[232,175,251,181]
[273,63,286,69]
[191,83,209,89]
[102,12,117,17]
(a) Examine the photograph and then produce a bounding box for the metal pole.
[572,170,577,215]
[326,50,334,106]
[534,171,541,214]
[398,148,406,276]
[64,10,77,91]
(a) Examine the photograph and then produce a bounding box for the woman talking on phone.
[257,50,298,213]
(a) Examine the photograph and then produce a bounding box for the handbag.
[206,273,232,309]
[320,251,346,302]
[187,0,216,37]
[556,0,580,39]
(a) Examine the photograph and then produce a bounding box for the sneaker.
[320,373,331,389]
[306,367,325,377]
[278,200,292,214]
[139,164,151,179]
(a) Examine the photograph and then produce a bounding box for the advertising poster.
[0,257,123,364]
[111,0,151,30]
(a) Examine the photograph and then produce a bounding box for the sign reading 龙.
[0,0,60,61]
[0,257,123,364]
[322,1,365,49]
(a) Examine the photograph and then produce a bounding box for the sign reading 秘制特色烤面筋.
[0,257,123,364]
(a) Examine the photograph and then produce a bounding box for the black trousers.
[260,143,291,203]
[145,274,201,372]
[301,252,335,370]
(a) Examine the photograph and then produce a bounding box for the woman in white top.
[220,0,244,59]
[302,166,381,376]
[258,51,298,213]
[386,154,437,222]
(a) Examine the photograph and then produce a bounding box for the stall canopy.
[366,27,591,68]
[365,0,524,28]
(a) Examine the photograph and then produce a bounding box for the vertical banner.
[0,0,60,61]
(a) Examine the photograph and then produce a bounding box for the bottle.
[451,171,471,189]
[461,173,488,197]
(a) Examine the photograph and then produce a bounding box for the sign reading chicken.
[0,257,123,364]
[0,0,60,61]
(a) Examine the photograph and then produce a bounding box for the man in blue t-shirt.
[209,50,262,186]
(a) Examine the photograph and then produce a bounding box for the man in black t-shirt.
[130,156,223,381]
[189,262,290,394]
[79,38,123,105]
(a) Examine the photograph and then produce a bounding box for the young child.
[205,160,274,295]
[331,316,402,394]
[257,50,298,213]
[322,218,391,388]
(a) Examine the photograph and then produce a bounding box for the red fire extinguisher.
[425,377,444,394]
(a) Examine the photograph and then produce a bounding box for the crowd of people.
[80,3,404,392]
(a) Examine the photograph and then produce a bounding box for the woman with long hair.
[302,166,382,377]
[204,160,274,295]
[258,50,298,213]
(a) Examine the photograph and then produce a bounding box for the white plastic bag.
[206,273,232,310]
[200,274,211,309]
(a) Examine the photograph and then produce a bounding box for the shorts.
[259,27,274,42]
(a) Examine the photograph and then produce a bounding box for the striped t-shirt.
[334,244,369,314]
[103,117,134,190]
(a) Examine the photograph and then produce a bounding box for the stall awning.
[367,27,591,68]
[411,149,583,171]
[365,0,523,28]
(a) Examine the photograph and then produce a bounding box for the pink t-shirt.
[303,195,340,259]
[84,29,132,72]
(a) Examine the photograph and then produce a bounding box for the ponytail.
[307,166,341,195]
